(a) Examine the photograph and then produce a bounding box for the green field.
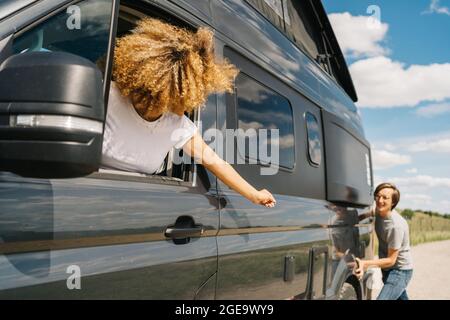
[399,209,450,246]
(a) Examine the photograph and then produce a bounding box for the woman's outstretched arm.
[183,133,276,208]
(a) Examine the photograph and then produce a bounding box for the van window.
[235,73,295,169]
[98,8,198,184]
[305,112,322,166]
[245,0,285,32]
[12,0,114,76]
[245,0,324,63]
[283,0,323,63]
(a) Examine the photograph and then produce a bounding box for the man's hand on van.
[353,257,364,280]
[252,189,276,208]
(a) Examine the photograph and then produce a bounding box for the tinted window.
[246,0,285,31]
[283,0,324,61]
[305,112,322,166]
[235,73,295,169]
[245,0,352,94]
[12,0,113,76]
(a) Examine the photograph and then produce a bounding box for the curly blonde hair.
[113,18,239,118]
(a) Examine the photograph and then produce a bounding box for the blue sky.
[323,0,450,214]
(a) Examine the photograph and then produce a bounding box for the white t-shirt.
[101,83,198,174]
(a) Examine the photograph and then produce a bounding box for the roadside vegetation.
[398,209,450,246]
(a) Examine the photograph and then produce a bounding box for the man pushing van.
[354,183,413,300]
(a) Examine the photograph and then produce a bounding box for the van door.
[0,0,219,299]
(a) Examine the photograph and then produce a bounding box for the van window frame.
[233,71,296,171]
[304,111,322,168]
[90,3,207,189]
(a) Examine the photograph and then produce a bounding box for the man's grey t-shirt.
[375,210,413,270]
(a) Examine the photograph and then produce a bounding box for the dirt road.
[407,240,450,300]
[367,240,450,299]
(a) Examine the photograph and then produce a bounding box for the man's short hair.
[374,182,400,210]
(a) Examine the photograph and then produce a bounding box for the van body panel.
[318,73,365,137]
[322,110,373,206]
[166,0,212,24]
[0,172,219,299]
[216,192,331,299]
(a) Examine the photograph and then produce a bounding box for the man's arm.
[354,248,399,279]
[183,133,276,207]
[360,248,399,269]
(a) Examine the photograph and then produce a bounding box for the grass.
[399,210,450,246]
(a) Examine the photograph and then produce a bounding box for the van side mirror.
[0,51,104,178]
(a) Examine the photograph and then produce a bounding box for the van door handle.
[164,226,204,239]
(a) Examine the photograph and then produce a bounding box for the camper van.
[0,0,375,299]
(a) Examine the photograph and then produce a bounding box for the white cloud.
[391,175,450,188]
[401,196,450,214]
[350,57,450,108]
[422,0,450,16]
[375,174,450,213]
[328,12,450,108]
[406,168,418,174]
[402,193,433,204]
[383,143,396,152]
[408,138,450,153]
[416,102,450,118]
[373,175,383,187]
[373,131,450,154]
[400,193,438,212]
[372,149,411,170]
[328,12,389,58]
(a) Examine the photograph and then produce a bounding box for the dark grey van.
[0,0,375,299]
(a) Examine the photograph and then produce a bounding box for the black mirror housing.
[0,51,104,178]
